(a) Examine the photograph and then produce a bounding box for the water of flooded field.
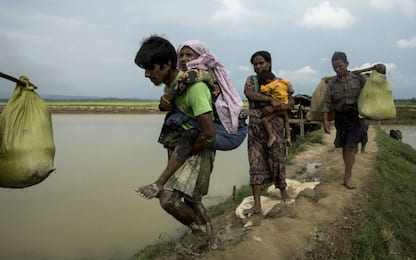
[0,114,249,260]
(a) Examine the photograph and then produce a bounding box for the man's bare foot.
[135,183,161,199]
[342,182,356,189]
[280,188,290,202]
[267,136,276,148]
[242,205,261,217]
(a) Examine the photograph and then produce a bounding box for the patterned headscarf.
[177,40,243,134]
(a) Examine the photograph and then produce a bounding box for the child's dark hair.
[134,35,177,70]
[257,70,276,86]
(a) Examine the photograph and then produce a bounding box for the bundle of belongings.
[307,65,396,121]
[358,70,396,120]
[0,74,55,188]
[306,79,334,121]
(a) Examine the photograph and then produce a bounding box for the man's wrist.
[200,135,214,143]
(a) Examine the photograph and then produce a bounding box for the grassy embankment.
[357,129,415,258]
[308,128,416,259]
[0,100,162,113]
[44,100,161,113]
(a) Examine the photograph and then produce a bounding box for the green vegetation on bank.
[0,99,161,108]
[45,100,160,107]
[354,128,415,258]
[309,128,416,259]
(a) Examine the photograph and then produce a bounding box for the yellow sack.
[306,79,334,121]
[0,76,55,188]
[358,70,396,120]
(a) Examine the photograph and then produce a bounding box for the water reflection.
[0,114,249,260]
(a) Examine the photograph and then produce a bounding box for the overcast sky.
[1,0,415,100]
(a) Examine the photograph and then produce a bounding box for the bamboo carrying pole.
[0,72,38,89]
[322,65,376,83]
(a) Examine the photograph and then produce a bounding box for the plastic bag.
[306,79,334,121]
[358,70,396,120]
[0,76,55,188]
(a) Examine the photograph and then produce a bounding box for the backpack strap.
[251,74,259,92]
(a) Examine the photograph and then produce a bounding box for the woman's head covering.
[176,40,221,72]
[176,40,243,134]
[177,40,209,69]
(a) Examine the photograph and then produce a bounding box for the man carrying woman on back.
[134,35,245,252]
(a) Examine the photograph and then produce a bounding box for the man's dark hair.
[331,51,348,63]
[257,70,276,86]
[250,51,272,71]
[134,35,177,70]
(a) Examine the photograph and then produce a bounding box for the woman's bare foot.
[135,183,161,199]
[280,188,290,202]
[242,205,261,217]
[267,135,276,148]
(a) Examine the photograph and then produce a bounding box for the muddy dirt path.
[158,126,378,260]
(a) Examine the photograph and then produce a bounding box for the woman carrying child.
[257,70,294,148]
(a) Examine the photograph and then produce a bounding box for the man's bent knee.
[159,189,182,213]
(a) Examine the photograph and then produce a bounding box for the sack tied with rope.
[0,75,55,188]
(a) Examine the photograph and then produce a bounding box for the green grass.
[134,241,176,260]
[352,128,416,259]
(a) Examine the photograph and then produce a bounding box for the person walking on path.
[134,35,216,252]
[322,51,386,189]
[243,51,295,216]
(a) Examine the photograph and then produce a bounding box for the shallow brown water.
[0,114,249,260]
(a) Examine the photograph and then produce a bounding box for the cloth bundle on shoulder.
[358,70,396,120]
[306,79,335,121]
[0,76,55,188]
